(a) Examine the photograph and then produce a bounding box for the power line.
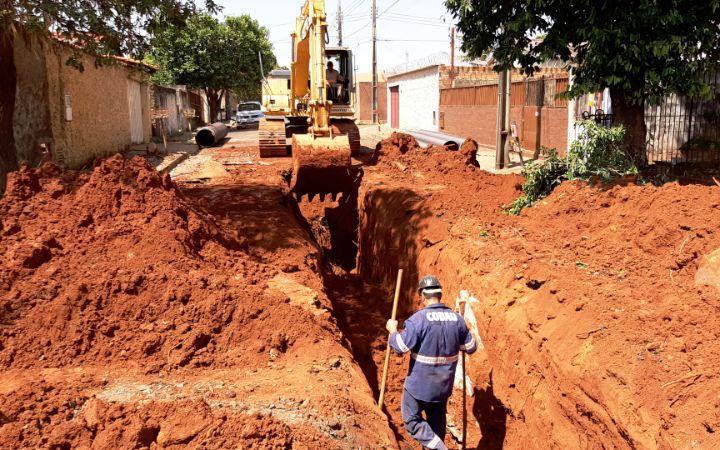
[344,0,366,16]
[344,18,371,39]
[346,0,392,39]
[379,17,449,28]
[377,0,401,17]
[383,12,447,22]
[378,38,448,42]
[344,16,371,23]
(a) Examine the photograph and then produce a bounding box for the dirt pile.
[0,154,396,449]
[357,135,720,448]
[0,156,258,370]
[374,132,481,175]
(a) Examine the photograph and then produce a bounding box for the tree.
[0,0,217,193]
[444,0,720,163]
[151,14,277,121]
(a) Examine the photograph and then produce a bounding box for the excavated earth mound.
[0,156,253,370]
[360,135,720,449]
[0,155,395,449]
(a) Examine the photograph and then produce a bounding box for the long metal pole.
[372,0,378,124]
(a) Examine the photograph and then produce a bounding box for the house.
[12,31,155,170]
[385,54,450,131]
[262,69,292,113]
[151,85,207,137]
[386,52,573,154]
[152,85,191,137]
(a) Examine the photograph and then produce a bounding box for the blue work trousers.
[401,389,449,450]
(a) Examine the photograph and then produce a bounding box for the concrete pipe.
[407,130,465,150]
[196,122,229,147]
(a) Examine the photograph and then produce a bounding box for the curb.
[158,152,192,175]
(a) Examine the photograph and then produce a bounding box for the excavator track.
[330,119,361,156]
[259,119,288,157]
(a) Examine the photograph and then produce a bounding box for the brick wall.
[440,106,497,147]
[438,65,570,89]
[358,81,387,123]
[440,104,569,154]
[439,76,570,154]
[541,107,568,153]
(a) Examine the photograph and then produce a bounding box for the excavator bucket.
[290,133,354,201]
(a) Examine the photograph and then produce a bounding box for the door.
[521,107,541,152]
[390,86,400,129]
[127,79,144,144]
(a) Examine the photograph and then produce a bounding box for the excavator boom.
[260,0,356,201]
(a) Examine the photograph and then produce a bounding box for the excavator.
[259,0,361,202]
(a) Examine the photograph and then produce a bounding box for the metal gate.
[645,71,720,164]
[127,79,144,144]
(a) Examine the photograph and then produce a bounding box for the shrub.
[506,121,638,215]
[566,121,637,181]
[506,150,567,215]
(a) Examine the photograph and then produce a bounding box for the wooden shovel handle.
[378,269,403,409]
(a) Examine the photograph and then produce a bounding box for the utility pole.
[372,0,378,124]
[495,69,511,170]
[450,25,456,83]
[337,0,343,46]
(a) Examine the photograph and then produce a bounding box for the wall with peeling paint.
[13,34,152,169]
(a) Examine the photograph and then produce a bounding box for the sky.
[215,0,459,75]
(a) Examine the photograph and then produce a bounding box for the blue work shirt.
[389,303,477,402]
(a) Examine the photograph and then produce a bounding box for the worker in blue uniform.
[386,275,478,450]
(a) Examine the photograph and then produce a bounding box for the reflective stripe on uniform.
[396,333,410,353]
[460,338,476,351]
[427,434,442,449]
[422,287,442,295]
[411,352,459,365]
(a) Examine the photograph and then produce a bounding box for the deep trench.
[287,185,417,447]
[287,180,509,450]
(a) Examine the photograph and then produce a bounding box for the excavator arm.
[288,0,354,201]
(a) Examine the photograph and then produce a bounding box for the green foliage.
[506,150,568,215]
[151,14,276,100]
[507,121,638,214]
[444,0,720,105]
[143,54,173,85]
[566,121,638,181]
[3,1,218,60]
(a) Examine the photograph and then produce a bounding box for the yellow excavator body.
[259,0,359,201]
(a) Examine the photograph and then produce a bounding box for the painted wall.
[14,34,152,169]
[387,66,440,131]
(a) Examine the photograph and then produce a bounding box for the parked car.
[235,102,264,128]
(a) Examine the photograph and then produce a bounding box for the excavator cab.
[325,49,352,105]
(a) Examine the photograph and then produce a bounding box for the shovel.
[378,269,403,410]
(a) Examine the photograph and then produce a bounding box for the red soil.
[359,134,720,448]
[3,130,719,449]
[0,154,395,449]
